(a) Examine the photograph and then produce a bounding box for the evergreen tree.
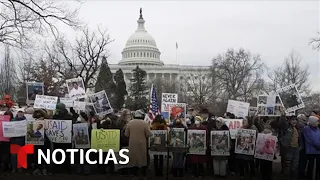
[114,68,127,110]
[95,57,116,104]
[128,66,148,110]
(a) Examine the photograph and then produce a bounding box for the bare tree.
[310,32,320,50]
[48,27,113,89]
[149,77,179,104]
[212,48,264,101]
[0,46,18,99]
[302,91,320,113]
[182,69,213,106]
[268,51,310,95]
[0,0,80,48]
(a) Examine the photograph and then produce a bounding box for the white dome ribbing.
[118,8,164,66]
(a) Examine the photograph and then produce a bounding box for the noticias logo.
[10,144,129,169]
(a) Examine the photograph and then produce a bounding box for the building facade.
[109,9,211,91]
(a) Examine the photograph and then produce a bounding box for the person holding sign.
[235,117,258,180]
[51,103,73,174]
[150,115,168,177]
[125,110,152,180]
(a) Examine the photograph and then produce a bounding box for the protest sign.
[88,90,113,116]
[74,101,86,111]
[276,84,305,113]
[91,129,120,152]
[2,120,27,137]
[161,93,178,111]
[254,133,277,161]
[169,128,185,147]
[26,82,44,104]
[187,130,206,155]
[210,131,230,156]
[257,95,283,116]
[223,119,243,139]
[60,98,74,108]
[149,130,167,155]
[26,120,44,145]
[73,123,90,149]
[167,103,186,124]
[34,95,58,110]
[66,77,86,100]
[44,119,72,143]
[235,129,257,156]
[226,100,250,118]
[0,115,10,142]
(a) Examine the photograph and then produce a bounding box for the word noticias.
[10,144,129,169]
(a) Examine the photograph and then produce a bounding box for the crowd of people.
[0,97,320,180]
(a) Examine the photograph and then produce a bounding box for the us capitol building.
[109,9,210,90]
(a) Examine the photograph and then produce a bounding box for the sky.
[7,1,320,91]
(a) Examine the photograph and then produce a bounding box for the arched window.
[147,53,149,57]
[133,53,136,57]
[144,52,146,57]
[140,52,142,57]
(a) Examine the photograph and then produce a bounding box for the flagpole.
[175,42,178,65]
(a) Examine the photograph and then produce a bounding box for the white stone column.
[170,73,172,81]
[162,73,164,79]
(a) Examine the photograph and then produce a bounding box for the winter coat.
[125,119,152,167]
[303,125,320,155]
[187,124,208,164]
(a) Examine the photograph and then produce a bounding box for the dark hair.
[72,82,78,86]
[226,112,235,119]
[245,116,254,128]
[80,112,88,121]
[312,110,319,115]
[199,108,209,114]
[153,115,165,124]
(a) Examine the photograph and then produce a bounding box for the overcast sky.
[35,1,320,92]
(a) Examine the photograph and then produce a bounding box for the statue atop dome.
[139,8,143,19]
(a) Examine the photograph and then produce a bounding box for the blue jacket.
[303,125,320,154]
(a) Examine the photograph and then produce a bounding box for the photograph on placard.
[26,120,44,145]
[73,123,90,149]
[277,84,305,113]
[149,130,167,148]
[254,133,277,161]
[169,103,186,124]
[210,130,230,156]
[169,128,185,147]
[187,130,206,155]
[257,106,266,116]
[26,82,44,103]
[258,96,267,105]
[235,129,256,156]
[88,91,113,115]
[66,77,86,100]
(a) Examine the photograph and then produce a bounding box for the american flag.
[148,84,160,120]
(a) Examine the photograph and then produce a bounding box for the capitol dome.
[118,8,164,66]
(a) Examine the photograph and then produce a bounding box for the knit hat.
[195,116,203,121]
[25,107,34,114]
[134,109,145,119]
[309,116,319,125]
[216,117,224,123]
[56,103,66,110]
[199,108,209,114]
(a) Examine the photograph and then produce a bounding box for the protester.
[279,116,300,180]
[171,118,187,178]
[10,109,26,173]
[74,112,91,175]
[224,112,237,175]
[297,113,309,179]
[150,115,168,177]
[259,118,277,180]
[32,109,50,175]
[199,108,214,174]
[212,117,229,177]
[303,116,320,180]
[51,103,73,174]
[187,116,207,178]
[236,116,257,180]
[125,110,152,180]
